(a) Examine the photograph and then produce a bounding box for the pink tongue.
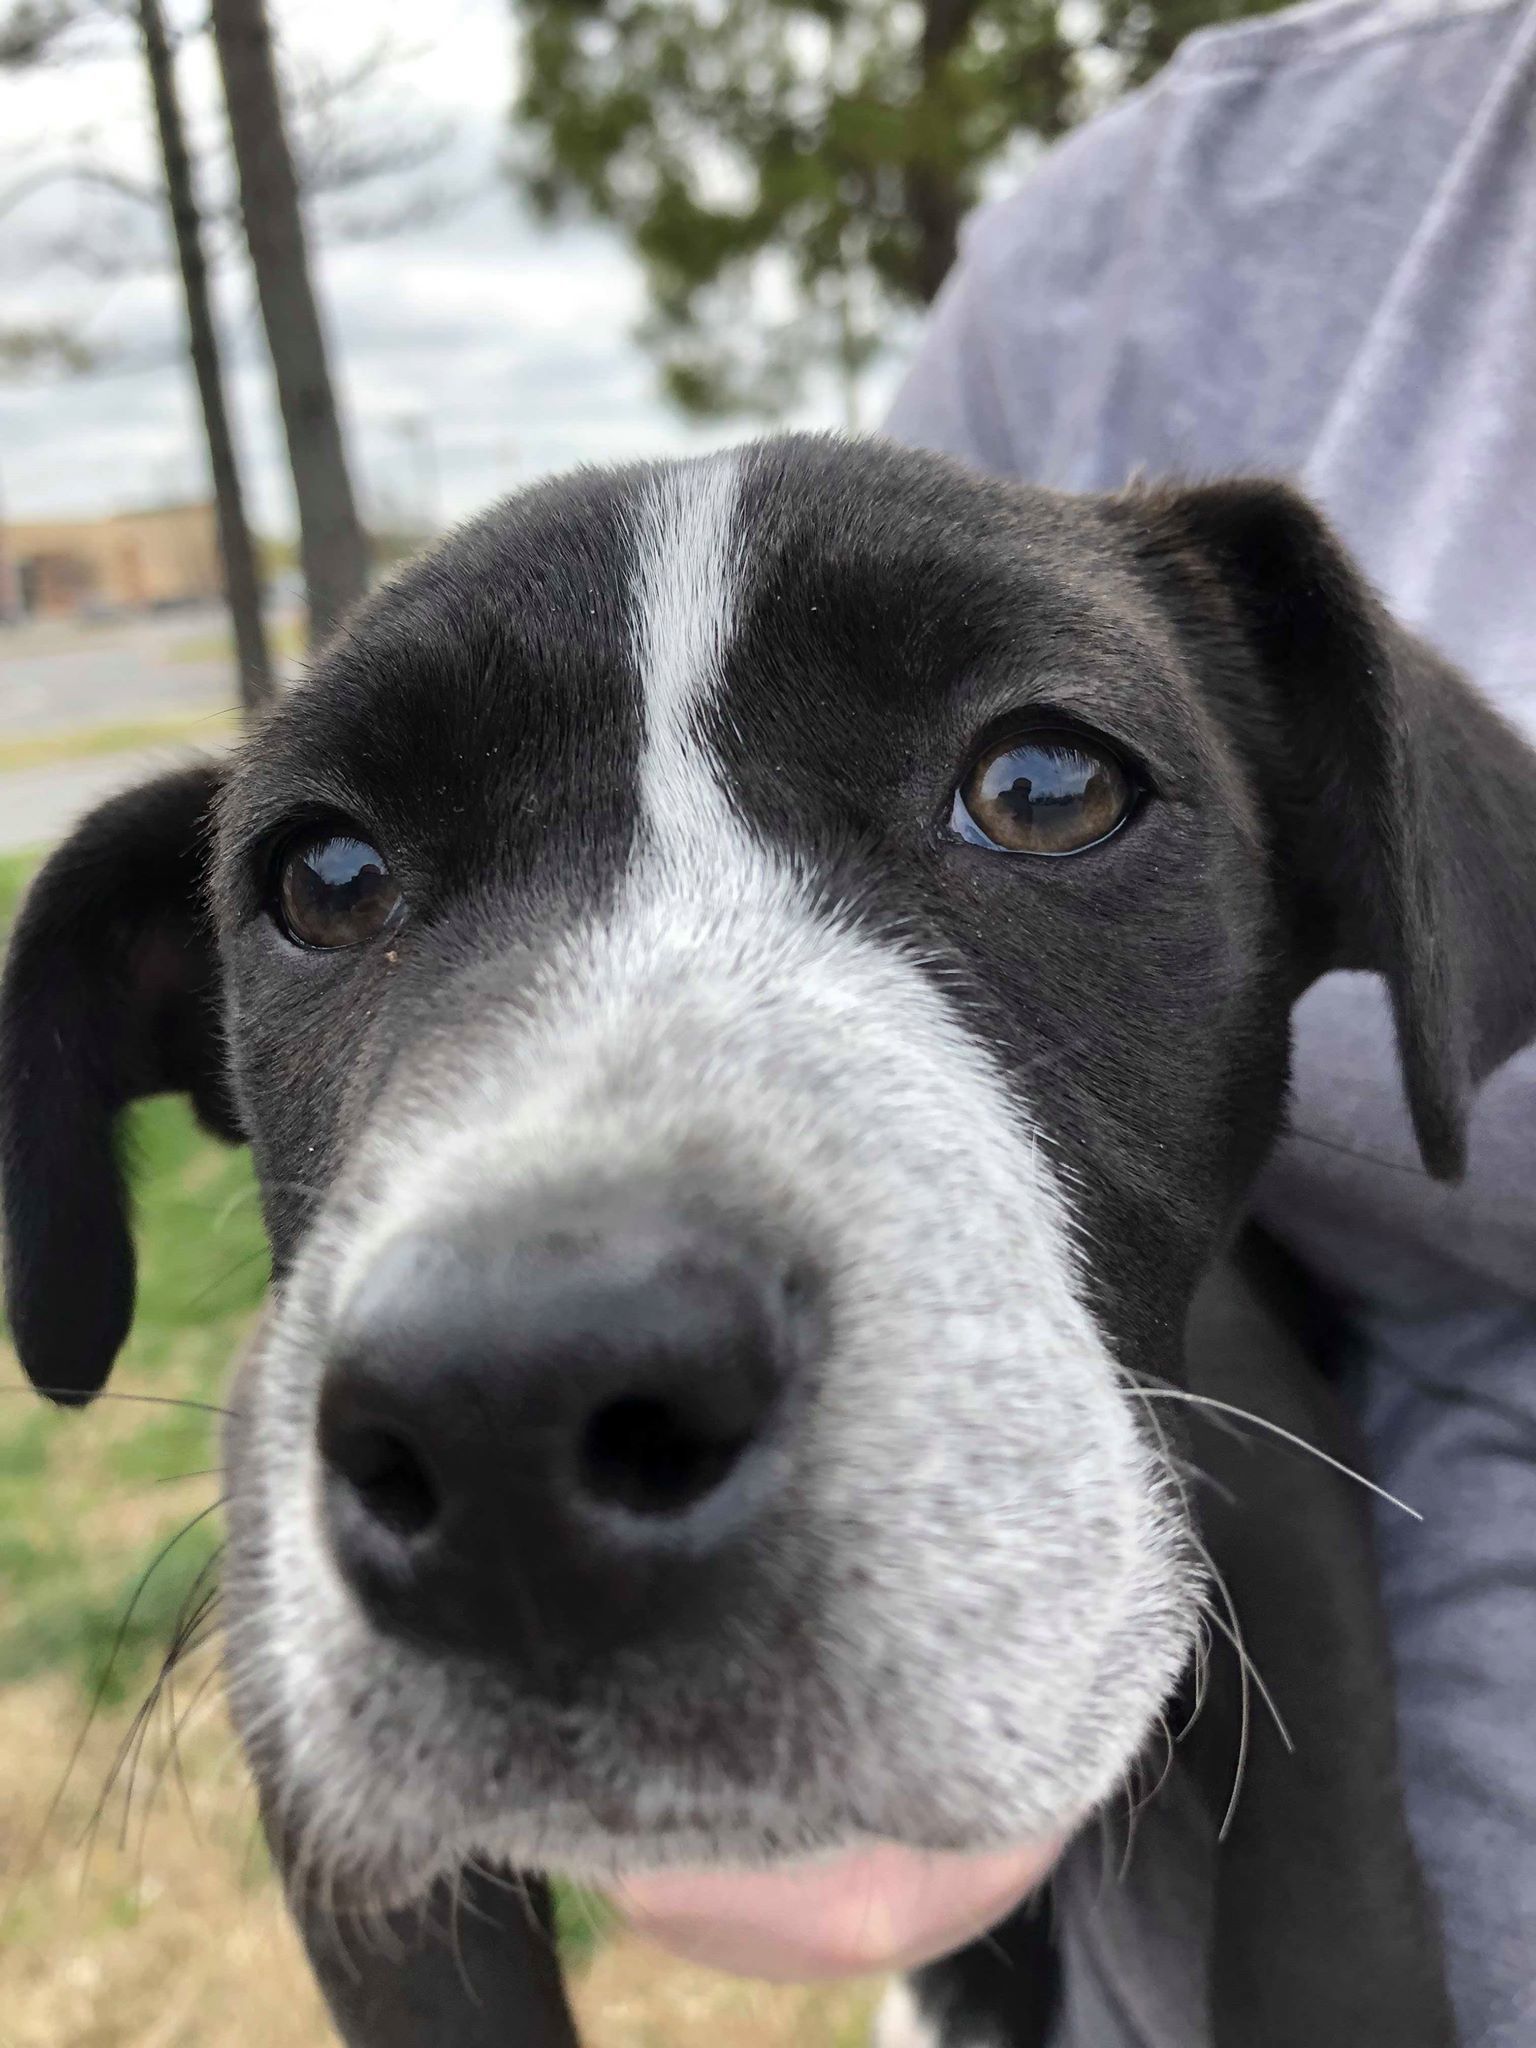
[614,1837,1061,1982]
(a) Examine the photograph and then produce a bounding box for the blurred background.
[0,0,1277,2039]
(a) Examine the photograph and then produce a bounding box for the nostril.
[328,1424,440,1540]
[579,1394,753,1520]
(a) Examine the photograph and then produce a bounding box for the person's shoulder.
[1170,0,1517,81]
[960,0,1519,279]
[957,96,1147,286]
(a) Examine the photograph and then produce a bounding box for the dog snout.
[316,1194,823,1666]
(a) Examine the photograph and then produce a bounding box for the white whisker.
[1202,1548,1252,1842]
[1129,1386,1421,1521]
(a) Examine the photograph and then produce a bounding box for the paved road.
[0,607,239,735]
[0,745,235,854]
[0,608,297,854]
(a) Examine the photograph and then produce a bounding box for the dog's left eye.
[952,730,1136,857]
[276,832,403,949]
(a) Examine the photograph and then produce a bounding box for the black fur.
[4,440,1535,2048]
[0,763,238,1401]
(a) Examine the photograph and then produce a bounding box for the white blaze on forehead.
[629,453,746,846]
[240,451,1197,1895]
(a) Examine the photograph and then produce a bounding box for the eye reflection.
[954,732,1135,856]
[277,833,403,949]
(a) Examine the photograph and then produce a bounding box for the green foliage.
[0,322,97,376]
[511,0,1286,420]
[0,0,82,69]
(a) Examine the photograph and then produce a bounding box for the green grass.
[0,846,266,1700]
[554,1885,619,1971]
[0,1103,266,1700]
[0,708,241,774]
[0,848,32,926]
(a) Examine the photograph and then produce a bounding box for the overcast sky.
[0,0,905,537]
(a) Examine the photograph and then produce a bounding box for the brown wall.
[3,504,222,617]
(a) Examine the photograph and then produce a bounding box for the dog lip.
[612,1835,1063,1982]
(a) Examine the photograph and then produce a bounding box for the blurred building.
[0,502,221,618]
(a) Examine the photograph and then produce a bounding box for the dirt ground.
[0,1674,883,2048]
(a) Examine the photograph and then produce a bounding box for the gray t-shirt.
[886,2,1536,2040]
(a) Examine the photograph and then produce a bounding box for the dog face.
[5,437,1523,1931]
[214,437,1261,1897]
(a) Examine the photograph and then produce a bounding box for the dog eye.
[952,730,1135,857]
[276,832,403,949]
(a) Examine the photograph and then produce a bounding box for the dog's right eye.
[952,729,1138,857]
[275,832,403,950]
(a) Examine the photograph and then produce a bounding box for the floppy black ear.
[1111,479,1536,1181]
[0,763,240,1404]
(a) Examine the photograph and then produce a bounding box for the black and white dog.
[5,437,1535,2048]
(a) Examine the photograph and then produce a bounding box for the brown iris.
[953,730,1135,857]
[278,832,403,948]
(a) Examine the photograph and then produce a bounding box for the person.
[886,1,1536,2041]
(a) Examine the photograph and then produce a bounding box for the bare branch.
[278,29,454,207]
[0,158,157,223]
[313,181,461,242]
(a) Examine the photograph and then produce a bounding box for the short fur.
[5,436,1536,2048]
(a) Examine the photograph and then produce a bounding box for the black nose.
[317,1195,821,1667]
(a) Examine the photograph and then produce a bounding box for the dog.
[5,435,1535,2048]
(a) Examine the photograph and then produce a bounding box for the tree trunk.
[906,0,985,303]
[210,0,369,646]
[137,0,273,716]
